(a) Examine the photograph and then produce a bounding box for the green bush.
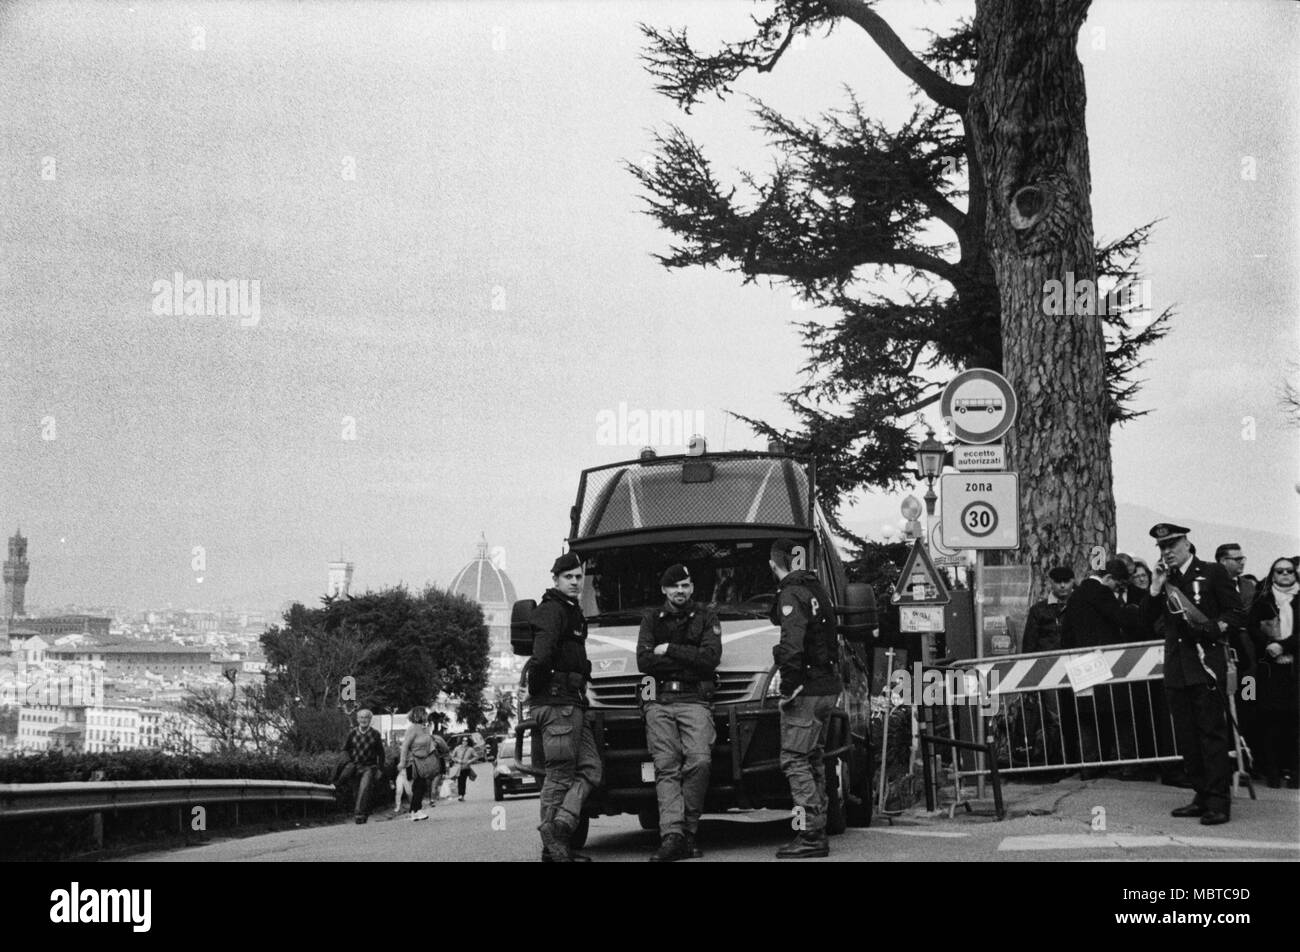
[0,749,353,860]
[0,749,341,785]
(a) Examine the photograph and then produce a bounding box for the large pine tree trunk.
[966,0,1114,591]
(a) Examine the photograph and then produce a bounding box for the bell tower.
[4,529,30,619]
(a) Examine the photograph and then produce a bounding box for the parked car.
[493,733,541,801]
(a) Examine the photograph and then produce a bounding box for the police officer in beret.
[528,551,603,861]
[768,537,841,858]
[636,563,722,862]
[1141,523,1245,825]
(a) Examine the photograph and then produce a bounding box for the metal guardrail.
[0,779,338,820]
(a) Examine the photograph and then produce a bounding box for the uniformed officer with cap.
[636,562,722,862]
[768,538,841,858]
[1141,523,1245,825]
[528,551,603,861]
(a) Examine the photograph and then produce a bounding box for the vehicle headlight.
[764,666,782,698]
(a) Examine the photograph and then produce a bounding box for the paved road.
[128,775,1300,863]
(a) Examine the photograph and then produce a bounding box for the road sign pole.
[974,549,986,800]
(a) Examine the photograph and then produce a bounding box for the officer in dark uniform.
[636,563,722,862]
[768,537,841,859]
[528,552,603,861]
[1141,523,1245,825]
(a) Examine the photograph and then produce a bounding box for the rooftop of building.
[48,642,213,656]
[449,537,517,607]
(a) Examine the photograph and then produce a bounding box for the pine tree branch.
[824,0,971,111]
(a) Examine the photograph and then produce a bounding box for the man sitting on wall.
[335,708,386,823]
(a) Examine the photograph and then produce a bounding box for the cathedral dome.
[449,538,517,607]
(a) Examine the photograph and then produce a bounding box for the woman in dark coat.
[1247,557,1299,787]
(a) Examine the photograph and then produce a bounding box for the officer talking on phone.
[1141,523,1245,826]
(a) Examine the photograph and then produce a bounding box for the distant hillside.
[1118,501,1299,574]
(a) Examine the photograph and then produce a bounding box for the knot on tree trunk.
[1002,171,1078,256]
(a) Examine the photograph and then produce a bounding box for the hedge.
[0,748,341,785]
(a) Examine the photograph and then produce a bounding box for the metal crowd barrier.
[927,641,1183,780]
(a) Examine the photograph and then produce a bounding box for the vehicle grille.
[589,672,758,708]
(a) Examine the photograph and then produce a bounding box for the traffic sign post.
[939,369,1018,445]
[937,368,1021,802]
[940,473,1019,550]
[899,605,945,633]
[890,539,951,606]
[953,443,1005,472]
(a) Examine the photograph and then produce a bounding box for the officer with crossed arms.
[637,563,722,862]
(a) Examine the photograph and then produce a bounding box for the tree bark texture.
[967,0,1114,588]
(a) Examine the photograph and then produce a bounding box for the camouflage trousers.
[644,699,715,837]
[535,703,603,829]
[779,693,837,834]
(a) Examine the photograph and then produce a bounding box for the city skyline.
[2,0,1296,613]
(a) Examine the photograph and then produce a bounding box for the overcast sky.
[1,0,1296,614]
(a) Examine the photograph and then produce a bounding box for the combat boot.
[683,832,703,859]
[543,847,592,862]
[538,815,575,862]
[776,830,829,859]
[649,832,690,862]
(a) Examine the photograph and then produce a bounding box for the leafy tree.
[636,0,1172,588]
[179,685,244,754]
[261,585,491,744]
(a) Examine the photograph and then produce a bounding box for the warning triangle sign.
[890,539,951,606]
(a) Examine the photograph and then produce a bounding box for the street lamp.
[914,427,946,518]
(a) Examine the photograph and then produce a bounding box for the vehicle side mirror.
[838,583,878,643]
[511,599,537,655]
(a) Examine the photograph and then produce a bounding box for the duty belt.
[657,679,701,694]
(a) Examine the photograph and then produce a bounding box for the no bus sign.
[940,369,1018,445]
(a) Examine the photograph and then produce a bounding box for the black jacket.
[637,600,723,700]
[1141,557,1245,688]
[1023,598,1066,653]
[527,588,591,706]
[771,570,840,696]
[1246,588,1299,711]
[1062,577,1144,649]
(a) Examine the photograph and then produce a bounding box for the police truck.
[508,444,879,848]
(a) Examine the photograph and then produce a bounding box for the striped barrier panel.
[958,641,1164,696]
[933,641,1182,777]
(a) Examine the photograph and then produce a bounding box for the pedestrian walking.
[768,538,840,859]
[450,735,478,801]
[636,562,722,862]
[528,551,603,862]
[1142,523,1245,825]
[399,707,442,820]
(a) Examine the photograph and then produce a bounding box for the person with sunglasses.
[1246,557,1300,788]
[1141,523,1246,825]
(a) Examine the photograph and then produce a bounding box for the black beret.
[1149,523,1190,543]
[1047,566,1075,583]
[660,563,691,587]
[550,552,582,575]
